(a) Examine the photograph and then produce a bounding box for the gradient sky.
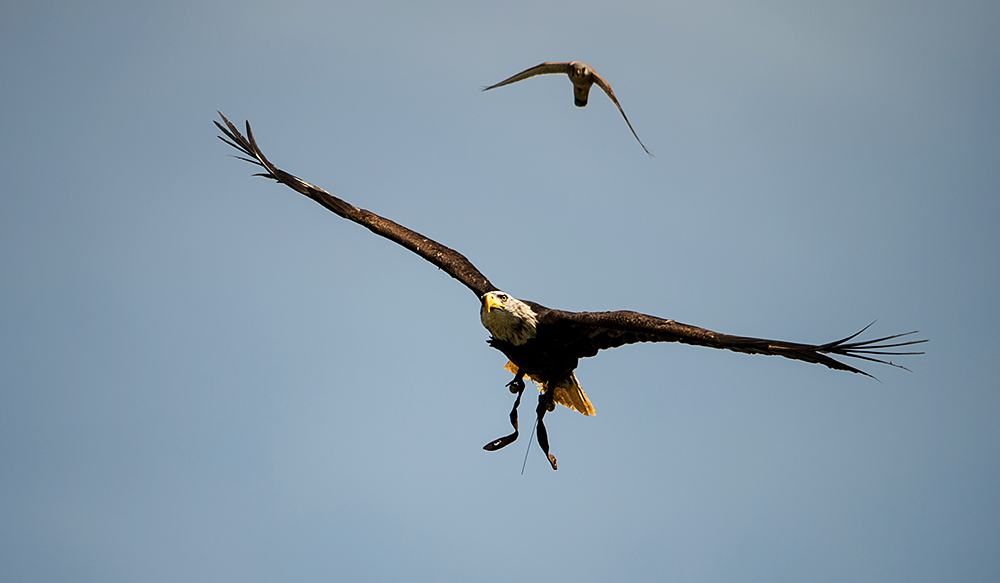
[2,1,998,581]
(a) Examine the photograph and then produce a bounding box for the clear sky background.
[2,1,998,581]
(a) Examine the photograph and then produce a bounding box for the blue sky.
[2,1,998,581]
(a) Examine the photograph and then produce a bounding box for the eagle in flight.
[216,113,924,470]
[483,61,652,156]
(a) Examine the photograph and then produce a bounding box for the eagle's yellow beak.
[485,294,504,313]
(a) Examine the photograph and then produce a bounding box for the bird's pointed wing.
[538,309,926,377]
[482,62,573,91]
[215,113,499,299]
[589,71,652,156]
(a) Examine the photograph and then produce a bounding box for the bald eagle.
[215,113,925,470]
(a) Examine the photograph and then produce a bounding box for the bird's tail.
[504,362,596,416]
[550,372,596,416]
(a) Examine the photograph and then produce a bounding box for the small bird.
[484,61,652,156]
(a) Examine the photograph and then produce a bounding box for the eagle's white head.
[480,291,538,346]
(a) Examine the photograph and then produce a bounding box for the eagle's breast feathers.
[481,290,596,416]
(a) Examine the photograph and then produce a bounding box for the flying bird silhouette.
[483,61,653,156]
[216,113,925,470]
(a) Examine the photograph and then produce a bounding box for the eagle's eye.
[498,293,508,302]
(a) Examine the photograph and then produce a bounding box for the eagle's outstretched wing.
[537,308,926,377]
[215,113,499,299]
[482,62,573,91]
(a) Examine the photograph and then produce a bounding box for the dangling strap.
[535,390,558,470]
[483,374,526,451]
